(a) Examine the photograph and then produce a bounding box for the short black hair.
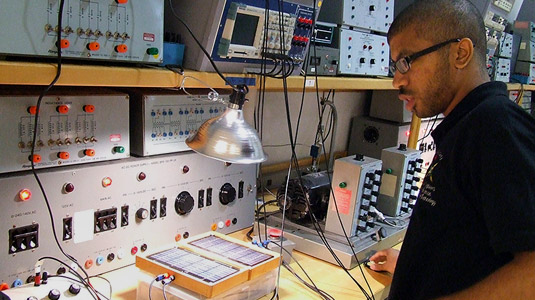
[388,0,486,67]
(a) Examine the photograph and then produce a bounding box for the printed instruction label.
[332,187,352,215]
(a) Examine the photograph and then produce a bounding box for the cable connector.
[155,273,169,282]
[162,275,175,285]
[369,206,385,221]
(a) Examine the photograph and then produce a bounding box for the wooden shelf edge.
[1,61,534,91]
[0,61,178,88]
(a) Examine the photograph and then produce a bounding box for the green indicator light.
[146,48,159,55]
[386,168,393,174]
[114,146,125,154]
[339,182,347,188]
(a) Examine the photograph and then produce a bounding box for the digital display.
[231,13,259,46]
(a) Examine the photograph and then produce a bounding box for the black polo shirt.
[388,81,535,300]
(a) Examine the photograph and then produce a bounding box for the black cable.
[29,2,101,298]
[51,275,110,300]
[38,256,100,300]
[417,115,439,143]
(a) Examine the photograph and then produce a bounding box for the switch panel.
[497,32,513,58]
[0,0,164,64]
[0,152,256,284]
[128,89,228,156]
[318,0,394,33]
[377,145,423,217]
[492,57,511,82]
[0,87,129,174]
[338,29,389,76]
[325,155,382,237]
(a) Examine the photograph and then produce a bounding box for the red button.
[60,39,70,49]
[87,42,100,51]
[131,246,138,255]
[27,106,39,115]
[29,154,42,163]
[225,220,231,227]
[57,105,69,114]
[83,105,95,113]
[84,149,95,157]
[58,152,70,160]
[115,44,128,53]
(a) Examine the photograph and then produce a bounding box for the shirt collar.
[431,81,508,146]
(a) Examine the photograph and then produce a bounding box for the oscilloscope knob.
[219,183,236,205]
[175,191,194,215]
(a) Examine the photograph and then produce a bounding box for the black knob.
[400,207,409,213]
[48,289,61,300]
[136,208,148,220]
[369,5,376,11]
[360,57,366,63]
[107,253,115,261]
[354,153,364,161]
[69,283,81,295]
[219,183,236,205]
[370,59,376,64]
[27,297,38,300]
[398,144,407,151]
[175,191,194,215]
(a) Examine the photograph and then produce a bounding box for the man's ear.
[453,38,474,69]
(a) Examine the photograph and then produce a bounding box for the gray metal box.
[128,89,228,157]
[0,152,257,284]
[0,0,164,64]
[325,155,382,237]
[370,90,412,123]
[377,146,422,217]
[0,87,129,173]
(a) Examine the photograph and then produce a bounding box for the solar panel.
[148,247,239,283]
[188,235,273,267]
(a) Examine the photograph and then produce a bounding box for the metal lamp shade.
[186,106,267,164]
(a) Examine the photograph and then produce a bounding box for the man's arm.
[436,251,535,300]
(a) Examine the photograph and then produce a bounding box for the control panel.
[166,0,318,74]
[492,57,511,82]
[325,155,383,237]
[493,0,515,12]
[514,61,535,84]
[305,46,340,76]
[0,151,256,287]
[517,40,535,63]
[497,32,513,58]
[0,0,164,64]
[338,29,389,76]
[514,21,535,43]
[0,275,94,299]
[129,89,228,156]
[377,145,422,217]
[0,87,129,174]
[318,0,394,33]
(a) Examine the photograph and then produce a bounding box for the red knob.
[87,42,100,51]
[84,149,95,157]
[83,105,95,113]
[29,154,42,163]
[58,152,70,160]
[59,39,70,49]
[115,44,128,53]
[57,105,69,114]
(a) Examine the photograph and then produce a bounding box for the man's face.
[389,27,456,118]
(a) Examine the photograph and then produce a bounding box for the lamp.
[186,84,267,164]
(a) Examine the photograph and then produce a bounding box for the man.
[368,0,535,299]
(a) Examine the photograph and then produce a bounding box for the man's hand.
[368,248,400,274]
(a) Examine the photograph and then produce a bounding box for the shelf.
[0,61,178,87]
[1,61,534,92]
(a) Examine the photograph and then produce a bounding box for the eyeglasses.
[389,38,462,74]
